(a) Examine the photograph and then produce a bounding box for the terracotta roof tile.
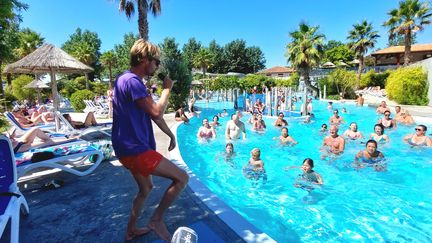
[372,44,432,55]
[259,66,295,74]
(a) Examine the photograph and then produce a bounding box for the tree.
[208,40,227,74]
[119,0,161,40]
[192,48,213,76]
[0,0,28,96]
[246,46,266,73]
[323,43,355,64]
[387,32,417,47]
[286,22,325,96]
[159,37,182,60]
[112,33,139,78]
[383,0,431,65]
[326,69,357,97]
[100,51,117,88]
[15,28,44,58]
[62,28,102,88]
[347,20,379,84]
[182,38,202,70]
[224,39,249,73]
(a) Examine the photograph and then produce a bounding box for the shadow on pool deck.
[15,113,245,243]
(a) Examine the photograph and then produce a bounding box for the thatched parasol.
[337,61,349,67]
[191,80,203,85]
[24,78,50,104]
[350,59,360,65]
[322,61,336,68]
[4,43,93,111]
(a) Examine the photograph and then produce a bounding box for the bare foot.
[125,227,151,241]
[148,220,172,242]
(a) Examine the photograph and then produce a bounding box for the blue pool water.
[176,100,432,242]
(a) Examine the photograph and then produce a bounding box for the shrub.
[70,90,95,111]
[326,94,340,100]
[385,67,428,105]
[0,115,8,132]
[11,75,36,101]
[360,70,389,88]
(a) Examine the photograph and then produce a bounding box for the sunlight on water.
[177,100,432,242]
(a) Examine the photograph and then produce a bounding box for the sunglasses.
[415,128,423,131]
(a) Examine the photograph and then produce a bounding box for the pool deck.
[15,112,246,243]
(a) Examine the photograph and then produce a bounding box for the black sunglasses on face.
[415,128,423,131]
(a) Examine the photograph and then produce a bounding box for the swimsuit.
[372,135,385,143]
[301,171,320,183]
[199,128,213,138]
[408,136,428,146]
[13,141,26,153]
[359,153,384,164]
[381,119,393,128]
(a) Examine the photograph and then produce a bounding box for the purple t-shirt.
[111,70,156,158]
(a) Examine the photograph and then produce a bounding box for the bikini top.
[381,118,393,128]
[408,136,427,146]
[199,128,213,138]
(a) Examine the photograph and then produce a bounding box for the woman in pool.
[253,114,266,132]
[403,125,432,147]
[197,118,216,140]
[294,158,324,187]
[320,124,328,134]
[344,122,363,140]
[243,148,266,180]
[354,140,386,171]
[370,124,389,143]
[276,127,298,145]
[274,112,288,127]
[377,110,397,129]
[248,112,258,124]
[210,115,220,127]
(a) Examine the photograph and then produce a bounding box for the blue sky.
[20,0,432,69]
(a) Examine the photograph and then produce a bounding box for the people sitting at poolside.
[252,114,266,132]
[377,110,397,129]
[225,114,246,140]
[4,127,74,154]
[294,158,323,187]
[275,127,298,145]
[254,98,265,114]
[12,105,52,127]
[370,124,389,143]
[242,148,266,181]
[343,122,363,140]
[175,106,189,123]
[210,115,220,127]
[320,124,328,134]
[329,109,345,126]
[322,125,345,156]
[396,109,415,125]
[376,101,390,114]
[403,125,432,147]
[356,94,364,106]
[274,112,288,127]
[197,118,216,140]
[63,112,98,129]
[353,140,386,171]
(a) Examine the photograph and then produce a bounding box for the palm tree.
[100,51,117,88]
[347,20,379,84]
[192,48,213,76]
[73,42,96,89]
[285,22,324,96]
[383,0,432,65]
[16,28,44,58]
[118,0,161,40]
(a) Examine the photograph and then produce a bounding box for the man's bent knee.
[177,170,189,187]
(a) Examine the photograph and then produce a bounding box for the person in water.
[396,110,415,125]
[275,127,298,145]
[354,140,386,171]
[329,109,345,126]
[274,112,288,127]
[403,125,432,147]
[320,124,328,133]
[197,118,216,139]
[376,100,390,114]
[248,112,258,124]
[369,124,390,143]
[225,114,246,140]
[243,148,266,180]
[295,158,323,186]
[253,114,266,131]
[343,122,363,140]
[377,110,397,129]
[322,125,345,155]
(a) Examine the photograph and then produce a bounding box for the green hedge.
[385,67,428,105]
[70,90,95,112]
[360,70,389,89]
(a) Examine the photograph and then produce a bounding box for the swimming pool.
[176,100,432,242]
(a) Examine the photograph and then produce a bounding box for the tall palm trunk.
[403,29,412,66]
[357,55,364,88]
[138,0,149,40]
[301,68,319,97]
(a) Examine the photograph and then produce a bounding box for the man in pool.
[112,39,189,241]
[354,140,386,171]
[225,114,246,140]
[329,109,345,126]
[322,125,345,155]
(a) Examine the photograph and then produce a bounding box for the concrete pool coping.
[168,121,276,243]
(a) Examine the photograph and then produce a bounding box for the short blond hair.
[130,39,161,67]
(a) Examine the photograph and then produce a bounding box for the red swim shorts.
[119,150,163,177]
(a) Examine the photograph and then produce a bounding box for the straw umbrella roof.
[322,61,336,68]
[4,43,93,74]
[350,59,360,65]
[337,61,349,67]
[24,79,49,89]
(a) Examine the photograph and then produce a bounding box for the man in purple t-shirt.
[112,39,189,242]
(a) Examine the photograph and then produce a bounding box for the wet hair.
[366,139,377,148]
[321,123,327,128]
[281,127,288,134]
[384,110,391,115]
[418,124,427,131]
[231,113,236,119]
[359,94,363,97]
[333,109,339,114]
[213,115,219,121]
[374,124,385,133]
[350,122,357,127]
[395,105,401,109]
[130,39,160,67]
[226,142,234,149]
[279,112,284,116]
[303,158,314,168]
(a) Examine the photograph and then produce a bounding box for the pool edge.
[169,121,277,243]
